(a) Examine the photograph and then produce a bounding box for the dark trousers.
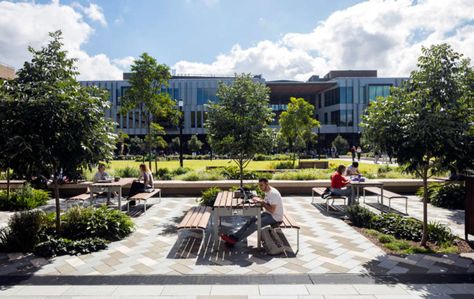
[128,181,145,199]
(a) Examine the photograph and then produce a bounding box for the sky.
[1,0,473,81]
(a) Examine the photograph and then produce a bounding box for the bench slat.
[312,187,327,195]
[129,189,160,200]
[178,206,212,230]
[70,193,95,200]
[364,187,406,198]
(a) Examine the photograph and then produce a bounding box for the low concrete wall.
[49,179,442,197]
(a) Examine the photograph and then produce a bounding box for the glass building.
[79,70,405,147]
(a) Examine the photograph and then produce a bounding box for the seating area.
[363,186,408,214]
[312,187,347,212]
[65,192,97,210]
[126,189,161,213]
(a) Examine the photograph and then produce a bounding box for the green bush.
[272,169,331,180]
[428,222,455,245]
[346,205,375,228]
[378,234,395,244]
[155,168,172,180]
[220,166,259,180]
[61,206,134,241]
[34,237,108,257]
[113,166,140,178]
[171,167,192,176]
[199,187,221,206]
[0,184,50,211]
[175,170,225,181]
[0,210,48,253]
[417,183,465,210]
[254,172,273,180]
[272,161,295,169]
[372,213,423,241]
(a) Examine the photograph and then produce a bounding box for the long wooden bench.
[66,192,97,210]
[312,187,347,212]
[271,213,300,254]
[126,189,161,213]
[363,187,408,214]
[177,206,212,250]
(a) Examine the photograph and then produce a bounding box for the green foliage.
[113,166,140,178]
[428,222,455,245]
[378,234,396,244]
[253,154,291,161]
[121,52,178,170]
[229,184,265,198]
[332,135,349,155]
[346,205,376,228]
[206,74,274,186]
[417,183,465,210]
[156,168,172,180]
[199,187,221,206]
[0,210,48,253]
[172,167,192,176]
[61,206,134,241]
[272,161,295,169]
[34,237,108,257]
[221,166,259,180]
[175,169,224,181]
[0,184,49,211]
[272,169,332,180]
[187,135,203,153]
[129,136,146,155]
[372,213,423,241]
[279,97,319,165]
[361,43,474,245]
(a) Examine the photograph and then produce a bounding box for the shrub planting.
[0,184,49,211]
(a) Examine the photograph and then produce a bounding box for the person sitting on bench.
[128,164,154,206]
[331,165,354,205]
[220,178,284,246]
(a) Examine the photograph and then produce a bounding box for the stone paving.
[0,196,473,277]
[1,283,474,298]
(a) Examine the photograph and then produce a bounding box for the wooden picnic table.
[89,178,135,210]
[213,190,262,249]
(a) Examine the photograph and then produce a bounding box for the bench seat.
[363,187,408,214]
[312,187,347,212]
[271,213,300,254]
[177,206,212,251]
[66,193,96,209]
[127,189,161,213]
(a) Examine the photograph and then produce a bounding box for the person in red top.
[330,165,354,205]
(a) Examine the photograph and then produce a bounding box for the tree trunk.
[6,169,10,200]
[154,156,158,175]
[239,158,244,188]
[146,115,152,171]
[54,176,61,232]
[420,168,429,246]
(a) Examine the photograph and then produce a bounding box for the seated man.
[345,162,360,177]
[220,178,284,246]
[331,165,354,205]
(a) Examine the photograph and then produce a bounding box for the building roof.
[267,81,336,94]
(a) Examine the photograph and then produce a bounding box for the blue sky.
[1,0,473,80]
[37,0,363,65]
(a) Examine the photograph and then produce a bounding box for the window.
[119,86,129,106]
[324,88,339,106]
[197,111,203,128]
[330,111,339,125]
[135,112,140,128]
[339,110,354,127]
[197,87,217,105]
[318,94,322,108]
[161,88,180,100]
[270,104,287,111]
[116,113,120,128]
[368,85,391,102]
[324,113,328,125]
[191,111,196,128]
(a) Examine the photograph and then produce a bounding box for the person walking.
[350,146,356,162]
[356,146,362,161]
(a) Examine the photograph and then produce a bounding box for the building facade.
[0,63,15,80]
[79,70,405,147]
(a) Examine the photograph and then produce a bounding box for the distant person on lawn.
[128,164,154,206]
[330,165,354,205]
[220,178,284,246]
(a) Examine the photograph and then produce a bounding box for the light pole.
[178,100,184,168]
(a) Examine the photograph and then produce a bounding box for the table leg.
[118,188,122,211]
[380,185,384,213]
[257,212,261,249]
[213,210,219,250]
[90,190,93,206]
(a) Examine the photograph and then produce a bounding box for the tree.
[170,136,181,153]
[129,136,145,155]
[332,135,349,156]
[188,134,203,153]
[206,74,273,186]
[120,53,178,171]
[279,97,319,167]
[362,44,474,246]
[0,31,116,231]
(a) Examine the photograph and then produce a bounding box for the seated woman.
[128,164,154,206]
[93,163,111,183]
[330,165,354,205]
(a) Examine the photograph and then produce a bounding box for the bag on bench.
[262,227,285,255]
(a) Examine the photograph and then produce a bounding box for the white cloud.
[72,2,107,27]
[174,0,474,80]
[0,0,128,80]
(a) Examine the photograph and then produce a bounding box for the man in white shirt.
[220,178,284,245]
[344,162,360,177]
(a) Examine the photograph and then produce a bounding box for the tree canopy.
[362,43,474,245]
[206,74,273,186]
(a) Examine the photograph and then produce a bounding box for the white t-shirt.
[265,186,284,222]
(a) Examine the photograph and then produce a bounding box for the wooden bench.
[363,187,408,214]
[66,192,97,210]
[312,187,347,212]
[271,213,300,254]
[126,189,161,213]
[177,206,212,250]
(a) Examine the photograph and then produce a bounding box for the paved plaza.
[1,195,473,298]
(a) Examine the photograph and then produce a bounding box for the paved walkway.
[0,196,473,277]
[1,283,474,298]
